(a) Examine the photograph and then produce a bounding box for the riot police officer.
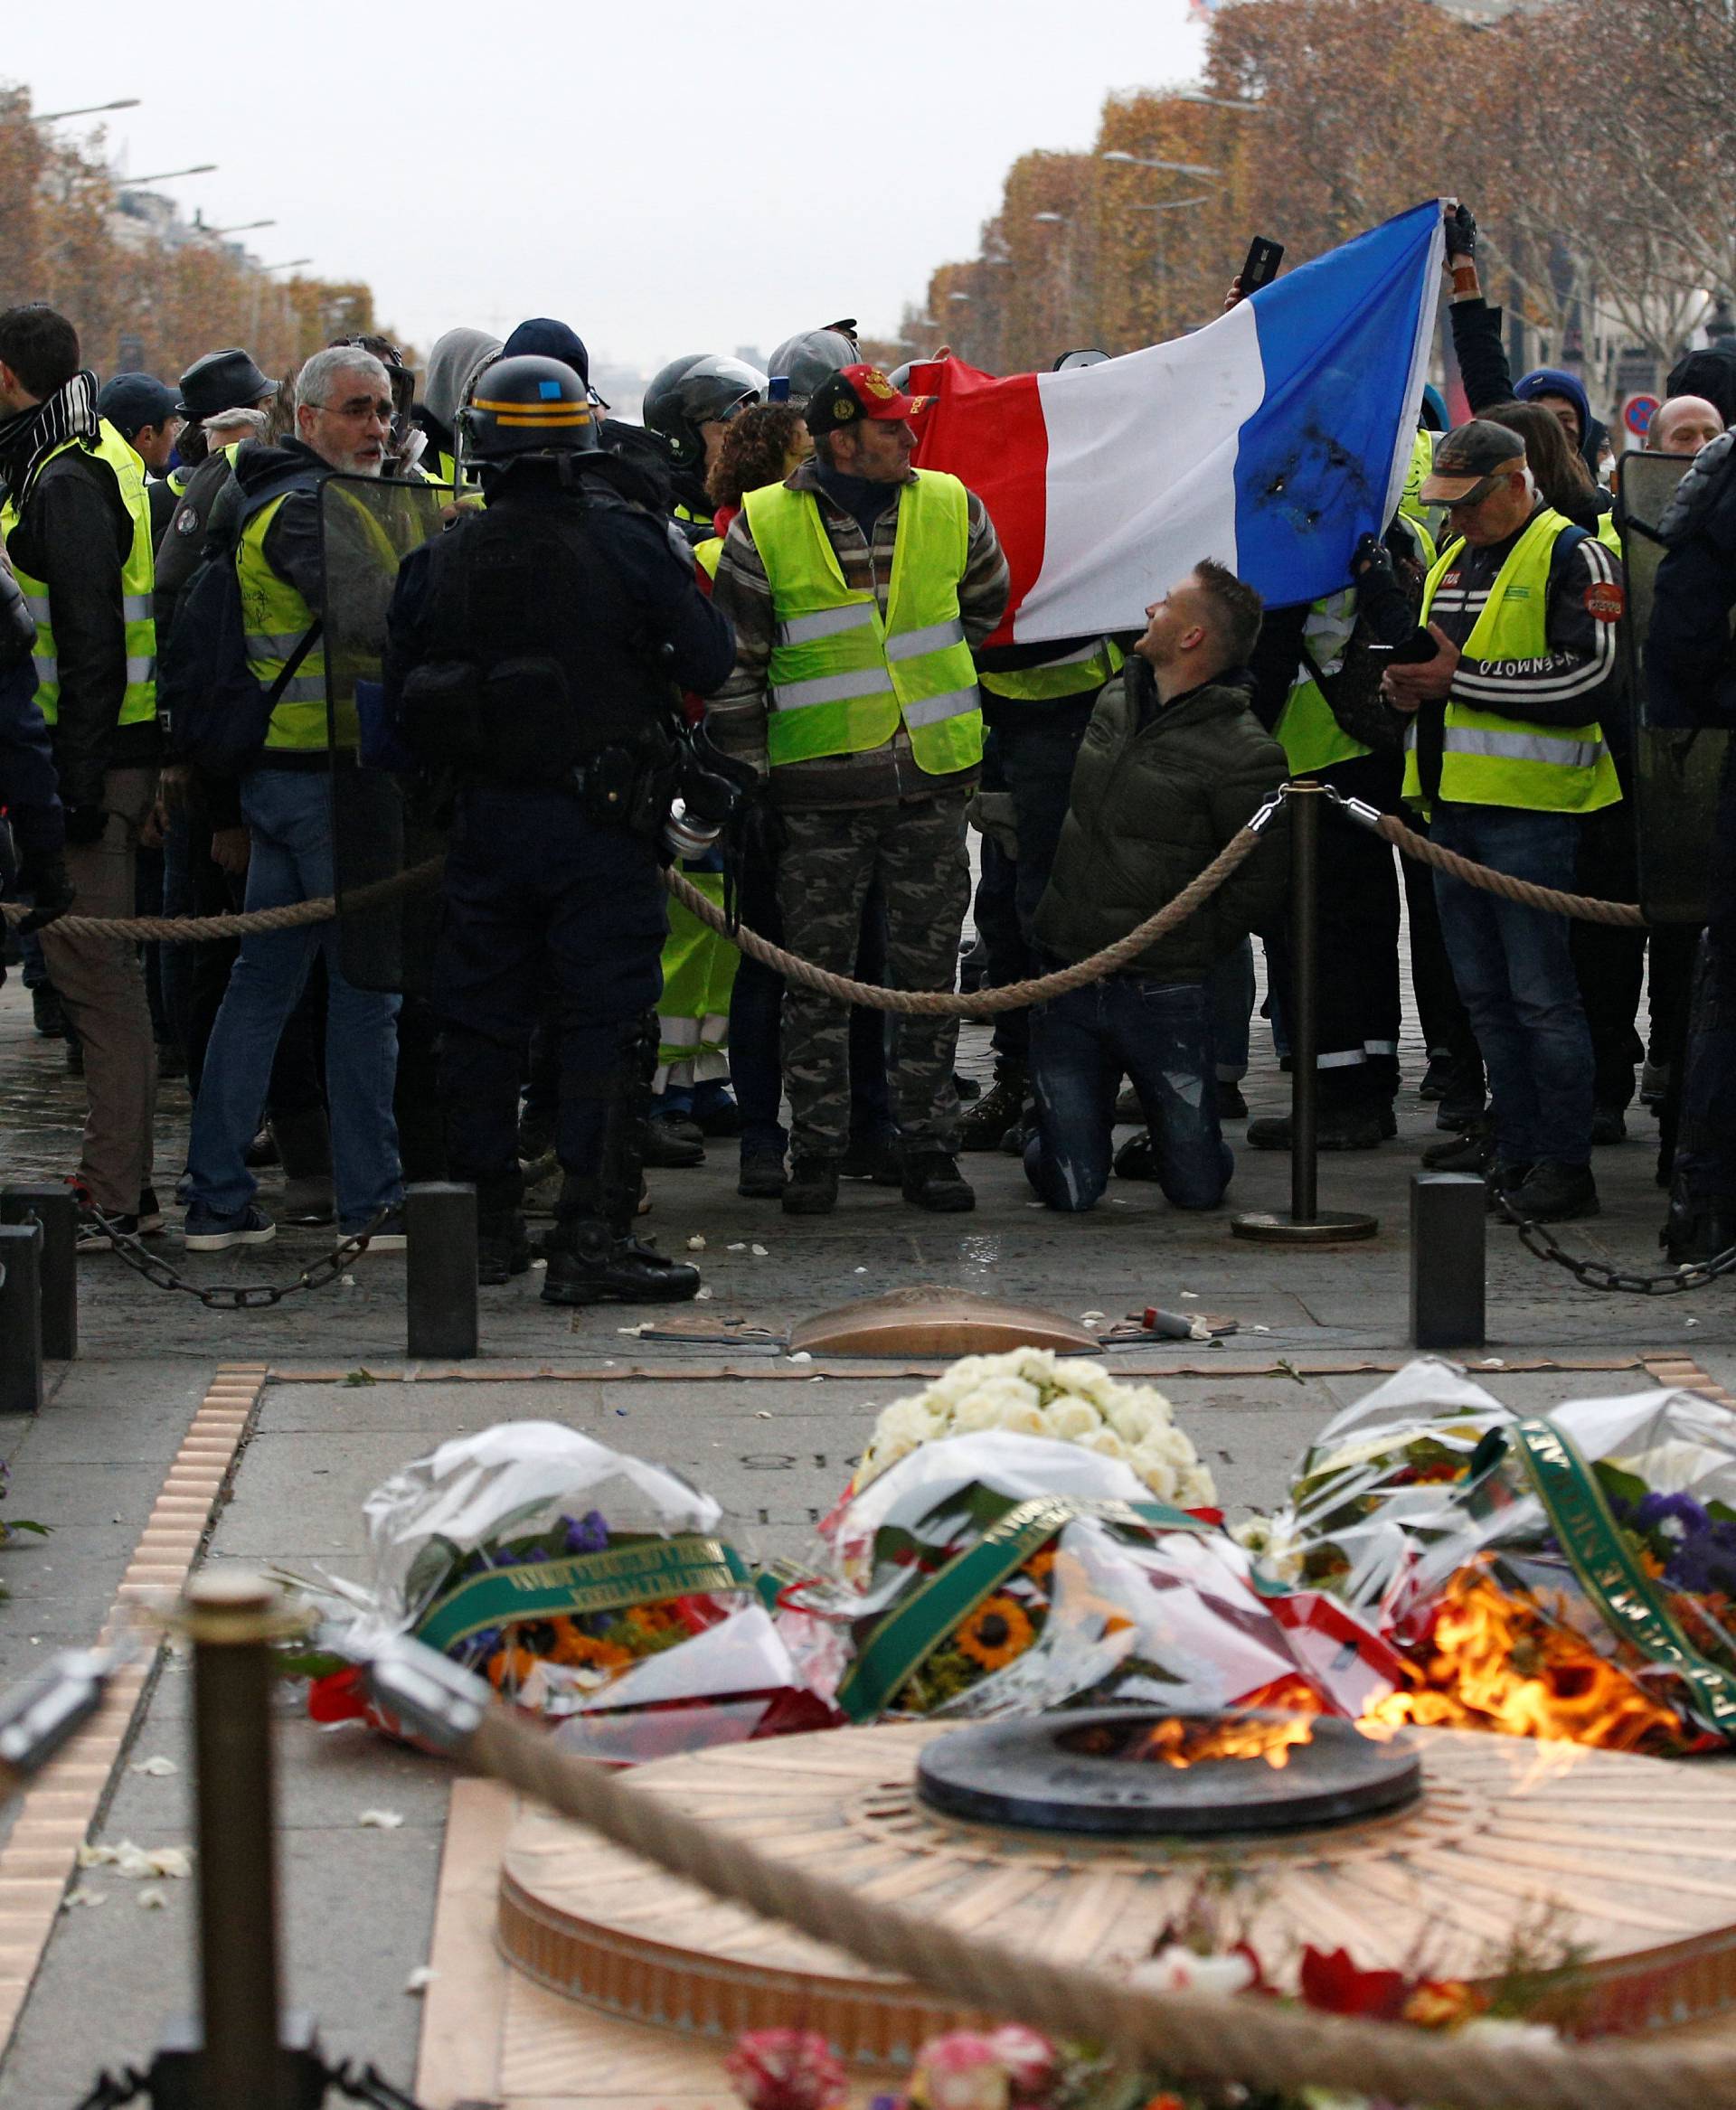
[382,354,734,1304]
[641,353,767,542]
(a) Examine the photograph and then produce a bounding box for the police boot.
[958,1062,1028,1152]
[268,1106,335,1226]
[542,1020,699,1306]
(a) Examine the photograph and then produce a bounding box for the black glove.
[1352,532,1418,648]
[16,846,74,933]
[1445,203,1477,261]
[62,804,108,847]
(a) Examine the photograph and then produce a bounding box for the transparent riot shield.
[1622,448,1731,924]
[321,474,450,993]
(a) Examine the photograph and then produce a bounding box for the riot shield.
[1621,448,1731,924]
[321,473,450,993]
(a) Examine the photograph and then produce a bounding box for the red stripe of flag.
[910,358,1047,648]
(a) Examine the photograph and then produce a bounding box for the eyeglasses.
[318,397,394,423]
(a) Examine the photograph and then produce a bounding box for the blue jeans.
[1024,974,1231,1212]
[1430,802,1594,1167]
[187,768,402,1229]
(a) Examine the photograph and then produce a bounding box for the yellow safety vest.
[978,638,1123,703]
[1596,509,1622,557]
[1278,517,1437,776]
[744,471,984,776]
[693,536,722,580]
[0,422,157,729]
[1401,508,1620,814]
[237,491,335,752]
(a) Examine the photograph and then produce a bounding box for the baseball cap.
[96,372,179,439]
[176,347,278,422]
[806,363,920,437]
[1420,418,1528,504]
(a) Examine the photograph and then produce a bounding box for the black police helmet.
[642,353,768,469]
[460,354,599,462]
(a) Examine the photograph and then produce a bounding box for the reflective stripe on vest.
[978,637,1124,702]
[237,493,335,750]
[743,471,984,775]
[1402,507,1620,814]
[0,422,157,729]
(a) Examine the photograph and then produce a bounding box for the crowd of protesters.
[4,193,1736,1305]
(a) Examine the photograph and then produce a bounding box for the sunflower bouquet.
[782,1431,1397,1724]
[304,1421,831,1761]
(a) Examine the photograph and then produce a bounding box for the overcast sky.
[8,0,1205,381]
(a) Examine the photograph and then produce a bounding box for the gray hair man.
[179,345,404,1253]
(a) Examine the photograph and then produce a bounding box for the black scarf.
[0,371,101,502]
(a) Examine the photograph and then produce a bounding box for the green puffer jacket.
[1033,661,1289,984]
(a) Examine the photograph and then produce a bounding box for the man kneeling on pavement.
[1025,560,1288,1212]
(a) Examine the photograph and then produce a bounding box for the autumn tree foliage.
[0,85,398,385]
[903,0,1736,394]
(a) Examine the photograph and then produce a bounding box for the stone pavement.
[0,953,1731,2102]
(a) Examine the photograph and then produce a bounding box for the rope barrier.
[1374,812,1648,928]
[0,857,446,944]
[460,1703,1736,2110]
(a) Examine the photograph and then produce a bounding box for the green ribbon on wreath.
[1506,1417,1736,1742]
[413,1533,752,1656]
[835,1493,1208,1723]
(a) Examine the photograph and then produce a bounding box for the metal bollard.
[1410,1173,1487,1350]
[1233,784,1379,1245]
[1,1185,77,1361]
[405,1181,478,1361]
[0,1223,43,1415]
[186,1569,288,2110]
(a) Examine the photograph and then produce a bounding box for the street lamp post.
[1099,148,1223,179]
[34,98,142,122]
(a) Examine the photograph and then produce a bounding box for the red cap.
[805,363,921,434]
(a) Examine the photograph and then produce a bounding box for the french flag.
[911,200,1444,645]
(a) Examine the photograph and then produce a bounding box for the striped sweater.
[703,457,1010,809]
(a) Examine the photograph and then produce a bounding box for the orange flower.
[550,1621,633,1672]
[1023,1547,1056,1583]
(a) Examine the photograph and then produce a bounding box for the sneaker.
[644,1115,705,1169]
[901,1149,976,1212]
[1218,1083,1250,1121]
[75,1208,141,1253]
[1503,1160,1599,1223]
[782,1158,840,1216]
[738,1144,788,1200]
[30,985,64,1039]
[345,1208,406,1250]
[1590,1104,1628,1146]
[184,1202,277,1252]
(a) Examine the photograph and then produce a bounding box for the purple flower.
[564,1511,609,1555]
[1665,1518,1736,1597]
[1635,1491,1710,1541]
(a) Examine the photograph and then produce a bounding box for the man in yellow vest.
[0,304,162,1245]
[1386,419,1625,1223]
[180,346,405,1251]
[707,363,1010,1215]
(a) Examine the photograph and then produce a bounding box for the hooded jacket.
[415,326,503,458]
[1034,658,1288,984]
[1448,300,1609,476]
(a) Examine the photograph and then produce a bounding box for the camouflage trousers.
[777,793,971,1159]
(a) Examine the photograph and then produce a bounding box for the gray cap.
[1420,418,1527,503]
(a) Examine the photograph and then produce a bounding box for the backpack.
[156,466,325,773]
